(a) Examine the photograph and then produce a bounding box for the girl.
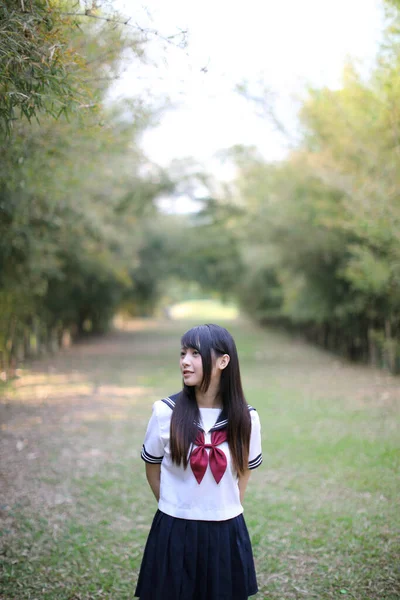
[135,323,262,600]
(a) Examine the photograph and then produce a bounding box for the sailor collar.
[161,393,255,433]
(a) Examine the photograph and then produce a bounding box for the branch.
[60,11,188,48]
[61,11,132,25]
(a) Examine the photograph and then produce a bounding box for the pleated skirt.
[134,510,258,600]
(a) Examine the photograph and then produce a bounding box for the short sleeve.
[248,409,262,470]
[141,402,165,464]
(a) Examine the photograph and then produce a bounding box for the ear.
[218,354,230,370]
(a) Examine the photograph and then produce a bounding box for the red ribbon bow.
[190,429,228,484]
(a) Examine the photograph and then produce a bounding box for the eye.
[180,351,185,357]
[192,350,199,356]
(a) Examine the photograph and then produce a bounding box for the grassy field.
[0,307,399,599]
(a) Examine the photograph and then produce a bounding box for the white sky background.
[110,0,385,179]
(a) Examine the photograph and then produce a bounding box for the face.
[180,345,230,389]
[180,346,203,387]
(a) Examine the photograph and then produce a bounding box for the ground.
[0,314,399,599]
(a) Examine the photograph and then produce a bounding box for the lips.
[183,371,194,375]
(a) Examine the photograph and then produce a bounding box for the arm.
[145,463,161,502]
[238,469,251,503]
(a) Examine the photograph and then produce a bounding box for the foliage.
[216,1,400,372]
[0,1,172,375]
[0,0,147,133]
[1,0,86,133]
[4,0,400,378]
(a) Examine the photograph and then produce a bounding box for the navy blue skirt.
[135,510,258,600]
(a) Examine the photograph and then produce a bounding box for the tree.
[222,2,400,372]
[0,2,172,376]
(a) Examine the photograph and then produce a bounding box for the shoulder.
[247,404,261,427]
[152,393,180,417]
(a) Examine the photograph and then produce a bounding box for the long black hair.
[170,324,251,474]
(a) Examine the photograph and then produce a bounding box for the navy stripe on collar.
[161,396,176,410]
[161,395,256,431]
[210,404,255,431]
[210,418,227,431]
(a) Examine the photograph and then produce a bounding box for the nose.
[181,354,190,367]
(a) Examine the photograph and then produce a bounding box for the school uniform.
[135,392,263,600]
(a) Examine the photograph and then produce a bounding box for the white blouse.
[141,394,262,521]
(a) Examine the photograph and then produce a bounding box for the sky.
[110,0,385,176]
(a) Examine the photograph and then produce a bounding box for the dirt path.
[1,317,399,599]
[1,320,165,521]
[2,316,398,526]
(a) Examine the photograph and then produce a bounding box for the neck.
[195,381,222,408]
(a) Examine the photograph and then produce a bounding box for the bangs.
[181,326,209,353]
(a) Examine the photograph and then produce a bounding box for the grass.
[0,308,399,599]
